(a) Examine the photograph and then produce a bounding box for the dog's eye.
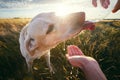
[46,24,54,34]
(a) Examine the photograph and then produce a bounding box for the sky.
[0,0,120,20]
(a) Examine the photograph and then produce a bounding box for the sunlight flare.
[55,4,71,17]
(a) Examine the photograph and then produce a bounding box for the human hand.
[92,0,110,9]
[66,45,107,80]
[112,0,120,13]
[66,45,97,69]
[92,0,120,13]
[66,45,84,68]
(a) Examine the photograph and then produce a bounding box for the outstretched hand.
[112,0,120,13]
[92,0,120,13]
[92,0,110,9]
[66,45,97,69]
[66,45,107,80]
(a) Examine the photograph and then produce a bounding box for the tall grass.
[0,19,120,80]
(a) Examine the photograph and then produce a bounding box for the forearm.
[80,61,107,80]
[83,67,107,80]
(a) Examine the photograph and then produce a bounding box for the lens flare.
[55,4,71,17]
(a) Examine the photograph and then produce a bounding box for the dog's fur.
[19,12,93,73]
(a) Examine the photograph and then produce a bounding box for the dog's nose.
[73,12,85,17]
[69,12,85,24]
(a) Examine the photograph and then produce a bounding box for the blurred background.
[0,0,120,19]
[0,0,120,80]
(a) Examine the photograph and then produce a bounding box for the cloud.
[0,0,29,8]
[0,0,60,9]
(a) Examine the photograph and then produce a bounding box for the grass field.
[0,18,120,80]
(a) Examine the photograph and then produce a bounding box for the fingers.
[107,0,110,5]
[92,0,120,13]
[112,0,120,13]
[100,0,110,9]
[66,55,83,68]
[66,45,97,69]
[67,45,84,56]
[73,45,84,55]
[66,45,84,68]
[92,0,97,7]
[92,0,110,9]
[104,0,110,8]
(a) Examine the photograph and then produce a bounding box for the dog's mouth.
[59,12,95,43]
[66,22,94,56]
[65,16,95,51]
[76,12,95,31]
[70,12,94,29]
[69,12,95,36]
[69,20,95,39]
[55,12,95,47]
[82,21,95,30]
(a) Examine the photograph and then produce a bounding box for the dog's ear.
[25,35,38,56]
[46,24,54,34]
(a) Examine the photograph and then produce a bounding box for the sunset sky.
[0,0,120,20]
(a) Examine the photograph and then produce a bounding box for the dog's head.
[26,12,95,56]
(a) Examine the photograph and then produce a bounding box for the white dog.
[19,12,95,73]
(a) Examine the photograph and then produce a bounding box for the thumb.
[66,55,84,68]
[112,7,120,13]
[112,0,120,13]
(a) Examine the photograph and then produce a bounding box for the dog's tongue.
[82,21,95,30]
[67,45,84,56]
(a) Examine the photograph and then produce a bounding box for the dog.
[19,12,95,73]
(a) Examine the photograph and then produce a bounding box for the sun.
[55,4,71,17]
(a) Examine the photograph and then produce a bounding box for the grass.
[0,18,120,80]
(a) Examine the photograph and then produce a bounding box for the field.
[0,18,120,80]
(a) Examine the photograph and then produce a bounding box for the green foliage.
[0,19,120,80]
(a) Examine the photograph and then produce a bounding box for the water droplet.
[70,71,72,75]
[63,41,66,51]
[33,67,38,70]
[72,67,74,69]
